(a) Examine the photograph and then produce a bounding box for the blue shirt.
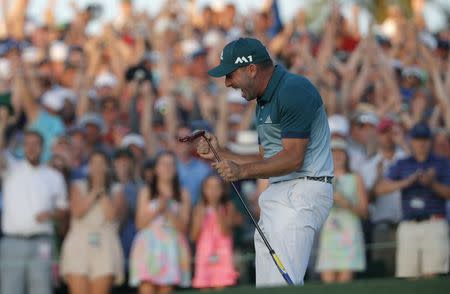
[387,154,450,220]
[256,65,334,183]
[14,110,65,163]
[177,158,211,205]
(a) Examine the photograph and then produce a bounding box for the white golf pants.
[255,178,333,287]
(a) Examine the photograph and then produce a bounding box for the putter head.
[178,130,206,143]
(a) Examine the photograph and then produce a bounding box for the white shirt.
[361,149,406,224]
[348,139,368,174]
[1,154,68,236]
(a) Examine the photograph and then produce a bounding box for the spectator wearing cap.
[60,89,78,128]
[77,113,110,157]
[399,67,424,102]
[328,114,350,140]
[375,123,450,278]
[361,118,408,277]
[348,110,379,173]
[174,125,212,205]
[49,41,69,79]
[121,133,146,179]
[94,72,119,99]
[112,147,141,275]
[17,85,67,162]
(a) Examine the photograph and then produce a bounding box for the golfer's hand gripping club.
[179,130,294,285]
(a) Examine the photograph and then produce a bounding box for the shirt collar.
[258,65,286,104]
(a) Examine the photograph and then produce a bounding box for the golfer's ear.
[248,64,257,78]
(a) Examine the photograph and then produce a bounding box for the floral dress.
[316,174,366,272]
[129,199,191,287]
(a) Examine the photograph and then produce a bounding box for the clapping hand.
[418,168,436,187]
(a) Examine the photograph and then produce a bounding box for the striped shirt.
[387,154,450,220]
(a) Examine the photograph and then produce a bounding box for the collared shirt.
[362,149,406,223]
[256,65,333,183]
[387,153,450,220]
[1,153,68,236]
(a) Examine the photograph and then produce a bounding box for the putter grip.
[178,130,206,142]
[189,130,206,140]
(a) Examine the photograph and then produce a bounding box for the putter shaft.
[203,136,294,285]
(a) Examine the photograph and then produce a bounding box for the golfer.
[196,37,334,286]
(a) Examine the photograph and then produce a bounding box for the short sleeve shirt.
[1,154,68,235]
[387,154,450,220]
[256,65,333,183]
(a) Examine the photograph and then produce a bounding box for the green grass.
[175,277,450,294]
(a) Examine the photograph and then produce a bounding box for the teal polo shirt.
[256,65,334,183]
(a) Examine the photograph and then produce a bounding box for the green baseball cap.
[208,37,271,77]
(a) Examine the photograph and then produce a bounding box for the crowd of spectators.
[0,0,449,293]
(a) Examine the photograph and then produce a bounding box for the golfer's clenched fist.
[212,160,242,182]
[196,132,219,161]
[196,133,242,181]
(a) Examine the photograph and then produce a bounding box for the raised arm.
[316,4,339,76]
[6,0,27,40]
[139,81,158,158]
[12,56,39,122]
[419,44,450,129]
[0,107,9,172]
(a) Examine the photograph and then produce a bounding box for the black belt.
[406,214,445,222]
[298,176,333,184]
[5,234,52,240]
[374,221,398,229]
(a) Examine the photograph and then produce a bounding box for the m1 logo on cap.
[235,55,253,64]
[220,51,223,60]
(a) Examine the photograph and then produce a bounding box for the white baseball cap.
[228,130,259,155]
[121,133,145,149]
[49,41,69,62]
[41,87,77,112]
[94,72,118,88]
[328,114,350,137]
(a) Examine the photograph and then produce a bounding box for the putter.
[179,130,294,285]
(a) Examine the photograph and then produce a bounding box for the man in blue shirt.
[376,123,450,278]
[197,37,334,286]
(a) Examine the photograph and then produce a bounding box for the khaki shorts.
[396,219,449,277]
